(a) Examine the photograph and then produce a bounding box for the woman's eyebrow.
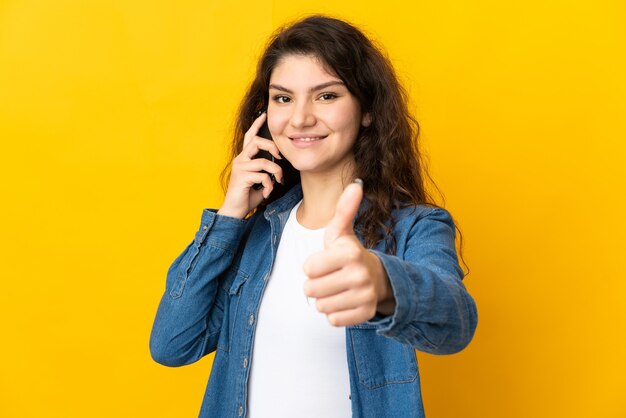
[269,81,345,94]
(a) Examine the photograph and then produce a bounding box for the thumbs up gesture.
[302,179,397,327]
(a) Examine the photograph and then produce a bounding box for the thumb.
[324,179,364,247]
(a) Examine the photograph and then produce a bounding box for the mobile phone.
[252,110,276,191]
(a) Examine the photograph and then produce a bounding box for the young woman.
[150,15,478,418]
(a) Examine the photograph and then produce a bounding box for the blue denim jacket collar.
[263,182,369,237]
[263,182,303,218]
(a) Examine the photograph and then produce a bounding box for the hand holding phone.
[250,110,299,197]
[217,111,284,219]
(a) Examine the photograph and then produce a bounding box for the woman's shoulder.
[388,203,457,238]
[391,202,453,223]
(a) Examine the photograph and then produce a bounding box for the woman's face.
[267,54,370,177]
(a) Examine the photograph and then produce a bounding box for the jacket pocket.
[350,326,418,389]
[228,269,249,296]
[217,268,250,353]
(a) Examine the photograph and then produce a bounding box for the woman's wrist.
[368,252,397,317]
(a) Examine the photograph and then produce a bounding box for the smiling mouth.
[289,135,328,142]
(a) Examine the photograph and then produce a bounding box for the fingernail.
[353,178,363,187]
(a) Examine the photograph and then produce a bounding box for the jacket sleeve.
[149,208,252,367]
[364,207,478,355]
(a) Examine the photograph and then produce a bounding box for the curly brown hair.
[219,14,468,275]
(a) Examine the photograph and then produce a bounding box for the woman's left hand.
[303,180,397,327]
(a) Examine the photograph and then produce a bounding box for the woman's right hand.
[217,112,284,219]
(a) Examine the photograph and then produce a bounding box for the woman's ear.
[361,112,372,127]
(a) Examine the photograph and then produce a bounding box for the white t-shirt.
[246,199,352,417]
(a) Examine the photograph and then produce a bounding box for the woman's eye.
[319,93,338,101]
[273,95,290,104]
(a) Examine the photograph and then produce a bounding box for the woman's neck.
[296,165,356,230]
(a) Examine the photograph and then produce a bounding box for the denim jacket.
[150,182,478,418]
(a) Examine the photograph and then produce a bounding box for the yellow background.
[1,0,624,417]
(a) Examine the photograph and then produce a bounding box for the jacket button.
[238,405,243,416]
[243,357,248,368]
[249,314,255,325]
[202,225,208,230]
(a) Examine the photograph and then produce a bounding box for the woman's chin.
[283,158,317,173]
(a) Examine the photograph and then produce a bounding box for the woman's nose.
[290,101,316,128]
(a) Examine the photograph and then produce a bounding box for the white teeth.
[293,137,323,142]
